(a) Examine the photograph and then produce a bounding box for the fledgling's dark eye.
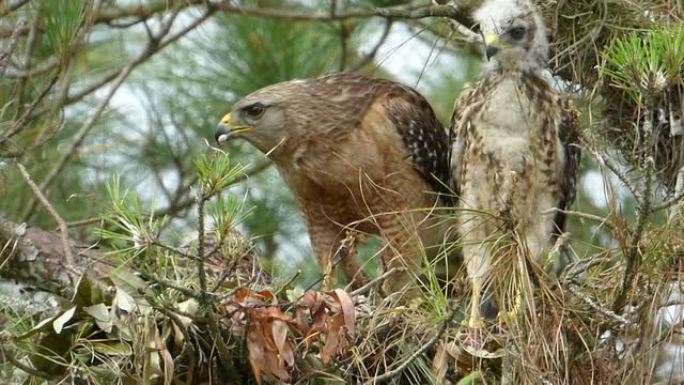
[243,103,266,119]
[509,26,526,40]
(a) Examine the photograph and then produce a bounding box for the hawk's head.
[473,0,548,71]
[214,81,296,156]
[214,76,370,158]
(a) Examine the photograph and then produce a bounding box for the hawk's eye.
[243,103,266,119]
[509,27,526,40]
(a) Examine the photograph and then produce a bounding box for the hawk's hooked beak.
[214,113,252,145]
[484,33,500,61]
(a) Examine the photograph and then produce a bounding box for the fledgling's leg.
[460,208,494,327]
[463,243,492,328]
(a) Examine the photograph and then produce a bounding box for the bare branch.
[1,73,60,146]
[0,19,27,78]
[16,162,74,267]
[613,157,655,312]
[197,195,208,296]
[14,14,41,115]
[0,0,30,18]
[593,150,641,201]
[350,19,393,72]
[649,173,684,214]
[94,0,475,24]
[366,308,454,384]
[152,159,272,219]
[216,2,473,25]
[349,267,400,297]
[93,0,204,23]
[65,1,477,105]
[3,347,53,379]
[21,8,218,220]
[542,207,615,231]
[567,283,631,325]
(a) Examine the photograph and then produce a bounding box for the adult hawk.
[450,0,581,326]
[215,73,454,294]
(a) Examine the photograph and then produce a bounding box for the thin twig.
[65,216,103,228]
[144,293,196,346]
[197,194,208,296]
[648,187,684,214]
[152,241,198,261]
[138,271,201,299]
[567,283,631,325]
[19,57,135,219]
[1,57,58,79]
[274,270,302,297]
[350,19,393,72]
[65,2,476,106]
[14,14,41,115]
[94,1,474,25]
[614,156,654,312]
[0,0,30,17]
[542,207,615,230]
[1,73,60,146]
[22,8,217,221]
[350,267,400,297]
[366,308,454,384]
[0,19,27,78]
[594,150,641,200]
[16,162,74,266]
[3,347,53,379]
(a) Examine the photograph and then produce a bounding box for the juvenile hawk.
[215,73,453,294]
[450,0,581,326]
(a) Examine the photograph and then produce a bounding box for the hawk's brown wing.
[382,84,451,199]
[307,73,451,198]
[448,81,486,198]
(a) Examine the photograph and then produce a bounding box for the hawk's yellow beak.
[484,33,500,61]
[214,113,253,144]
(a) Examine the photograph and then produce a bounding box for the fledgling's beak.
[484,33,500,61]
[214,113,251,145]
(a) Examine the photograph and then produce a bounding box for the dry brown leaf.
[329,289,356,336]
[321,309,345,366]
[319,290,356,365]
[227,288,295,384]
[224,287,357,377]
[246,321,266,385]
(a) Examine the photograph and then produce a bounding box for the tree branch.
[93,1,475,25]
[350,19,393,72]
[0,0,30,18]
[16,162,74,267]
[0,18,27,78]
[365,308,454,384]
[0,219,112,299]
[21,8,218,220]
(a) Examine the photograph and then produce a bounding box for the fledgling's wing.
[553,97,582,235]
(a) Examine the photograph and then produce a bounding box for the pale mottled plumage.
[215,73,453,294]
[450,0,581,326]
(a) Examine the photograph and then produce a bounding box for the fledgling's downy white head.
[473,0,548,72]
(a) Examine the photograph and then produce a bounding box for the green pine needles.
[602,24,684,102]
